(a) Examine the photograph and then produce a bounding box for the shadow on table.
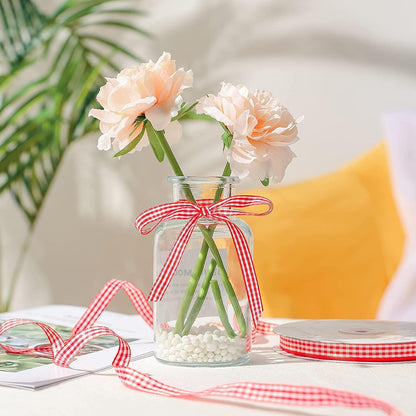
[244,346,306,366]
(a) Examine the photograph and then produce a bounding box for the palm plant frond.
[0,0,149,310]
[0,0,148,224]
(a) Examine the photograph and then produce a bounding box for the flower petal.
[97,133,112,151]
[145,99,176,130]
[88,109,121,124]
[121,96,157,116]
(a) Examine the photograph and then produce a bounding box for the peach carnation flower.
[196,83,301,182]
[88,52,193,153]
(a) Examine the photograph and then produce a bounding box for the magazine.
[0,305,154,390]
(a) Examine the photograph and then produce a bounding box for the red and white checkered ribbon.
[0,279,403,415]
[279,335,416,362]
[0,280,150,361]
[135,195,273,328]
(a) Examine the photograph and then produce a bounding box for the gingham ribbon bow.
[135,195,273,328]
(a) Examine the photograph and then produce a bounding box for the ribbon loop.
[0,319,65,358]
[135,195,273,328]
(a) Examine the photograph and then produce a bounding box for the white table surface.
[1,321,414,416]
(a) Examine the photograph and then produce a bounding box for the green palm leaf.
[0,0,150,310]
[1,0,148,222]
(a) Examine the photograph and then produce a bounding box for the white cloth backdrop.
[1,0,416,311]
[377,111,416,321]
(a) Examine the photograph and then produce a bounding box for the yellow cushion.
[243,142,404,319]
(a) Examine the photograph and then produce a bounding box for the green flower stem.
[182,259,231,336]
[173,241,209,334]
[210,280,236,338]
[198,225,246,337]
[154,129,245,336]
[154,130,190,195]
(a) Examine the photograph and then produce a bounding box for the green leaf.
[84,48,119,73]
[113,121,147,157]
[260,177,270,186]
[0,1,18,63]
[0,74,49,112]
[89,8,147,17]
[177,111,215,121]
[0,57,39,90]
[0,87,52,132]
[221,130,233,149]
[0,109,54,154]
[8,1,25,49]
[0,0,45,67]
[80,34,144,62]
[19,0,44,35]
[46,34,74,78]
[69,53,110,134]
[135,115,146,124]
[171,102,198,121]
[56,46,83,92]
[10,185,35,224]
[81,20,152,38]
[146,123,164,162]
[51,0,114,21]
[0,128,46,172]
[0,131,53,194]
[55,4,105,26]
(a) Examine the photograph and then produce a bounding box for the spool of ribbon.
[279,336,416,362]
[135,195,273,328]
[277,320,416,362]
[0,279,403,416]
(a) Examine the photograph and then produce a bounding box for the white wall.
[1,0,415,312]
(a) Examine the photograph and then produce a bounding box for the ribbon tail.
[226,222,263,328]
[148,217,199,302]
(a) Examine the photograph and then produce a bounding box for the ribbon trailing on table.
[0,279,403,416]
[135,195,273,329]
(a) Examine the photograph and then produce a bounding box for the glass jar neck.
[168,176,239,202]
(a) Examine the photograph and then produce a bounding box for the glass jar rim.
[168,176,240,185]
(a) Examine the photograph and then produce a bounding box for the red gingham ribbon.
[135,195,273,328]
[0,319,65,358]
[72,279,153,334]
[279,336,416,362]
[0,279,403,415]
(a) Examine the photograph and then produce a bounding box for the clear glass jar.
[153,176,253,366]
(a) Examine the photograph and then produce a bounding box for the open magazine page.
[0,305,154,390]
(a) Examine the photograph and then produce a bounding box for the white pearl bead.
[206,343,217,352]
[155,325,247,364]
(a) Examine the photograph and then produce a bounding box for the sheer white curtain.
[377,111,416,320]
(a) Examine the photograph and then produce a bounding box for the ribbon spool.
[275,320,416,362]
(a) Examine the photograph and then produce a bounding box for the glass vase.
[153,176,253,366]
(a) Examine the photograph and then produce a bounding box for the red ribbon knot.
[135,195,273,328]
[199,205,211,218]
